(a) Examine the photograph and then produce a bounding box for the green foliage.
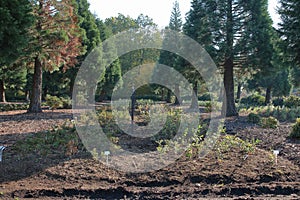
[45,95,72,110]
[260,116,279,129]
[0,103,29,112]
[214,135,260,160]
[0,0,34,66]
[283,95,300,108]
[12,120,82,156]
[272,97,284,107]
[289,118,300,139]
[278,0,300,66]
[247,112,261,124]
[240,94,266,106]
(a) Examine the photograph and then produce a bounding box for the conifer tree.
[26,0,84,113]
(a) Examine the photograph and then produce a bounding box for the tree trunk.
[190,81,198,109]
[25,90,30,102]
[161,88,165,101]
[0,79,6,103]
[236,82,242,101]
[174,83,181,105]
[222,0,238,117]
[265,87,272,105]
[166,89,172,103]
[28,57,43,113]
[223,58,238,117]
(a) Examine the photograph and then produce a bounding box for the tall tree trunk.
[28,57,43,113]
[265,87,272,105]
[222,0,238,117]
[236,82,242,101]
[174,83,181,105]
[223,58,238,116]
[161,88,165,101]
[166,89,172,103]
[190,81,198,109]
[0,79,6,103]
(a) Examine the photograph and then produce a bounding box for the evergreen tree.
[26,0,84,113]
[156,1,183,104]
[0,0,33,102]
[278,0,300,67]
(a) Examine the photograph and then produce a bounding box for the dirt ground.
[0,109,299,199]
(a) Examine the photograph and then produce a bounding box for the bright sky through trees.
[88,0,280,28]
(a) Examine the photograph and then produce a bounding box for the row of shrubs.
[247,112,300,139]
[0,103,29,112]
[240,93,300,108]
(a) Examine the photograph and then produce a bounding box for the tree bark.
[223,58,238,116]
[166,89,172,103]
[0,79,6,103]
[265,87,272,105]
[174,83,181,105]
[190,81,198,109]
[222,0,238,117]
[236,82,242,101]
[28,57,43,113]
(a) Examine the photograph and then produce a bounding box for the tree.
[0,0,33,102]
[26,0,84,113]
[278,0,300,67]
[156,1,183,104]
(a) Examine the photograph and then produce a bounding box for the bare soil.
[0,109,299,199]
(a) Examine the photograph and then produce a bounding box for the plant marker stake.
[104,151,110,166]
[0,146,5,162]
[273,150,279,164]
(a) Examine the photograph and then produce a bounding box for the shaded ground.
[0,109,299,199]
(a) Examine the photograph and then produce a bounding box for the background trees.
[0,0,33,102]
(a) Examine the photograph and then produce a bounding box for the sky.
[88,0,281,28]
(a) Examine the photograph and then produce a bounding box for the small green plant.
[284,95,300,108]
[260,116,279,129]
[289,118,300,139]
[45,95,63,110]
[247,112,261,124]
[214,135,260,160]
[240,93,265,106]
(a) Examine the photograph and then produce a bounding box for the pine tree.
[0,0,33,102]
[156,1,183,104]
[26,0,84,113]
[278,0,300,67]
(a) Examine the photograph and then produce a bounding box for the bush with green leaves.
[12,120,83,156]
[260,116,279,129]
[284,95,300,108]
[247,112,261,124]
[272,97,284,107]
[0,103,29,111]
[289,118,300,139]
[45,95,72,110]
[240,93,265,106]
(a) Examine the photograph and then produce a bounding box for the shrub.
[45,95,63,110]
[0,103,29,111]
[45,95,72,110]
[247,112,261,124]
[284,95,300,108]
[60,96,72,109]
[240,94,265,106]
[260,116,279,129]
[198,93,211,101]
[289,118,300,139]
[272,97,284,107]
